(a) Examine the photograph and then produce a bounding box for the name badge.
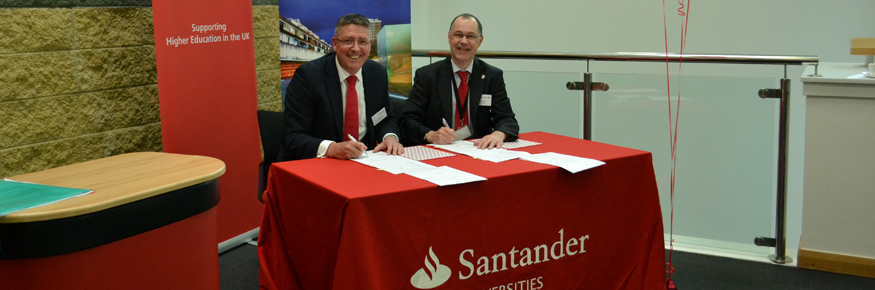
[479,94,492,106]
[371,107,388,125]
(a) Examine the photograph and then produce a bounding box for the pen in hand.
[442,118,450,128]
[347,134,367,157]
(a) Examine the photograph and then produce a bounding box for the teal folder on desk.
[0,179,92,217]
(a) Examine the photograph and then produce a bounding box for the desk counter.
[0,152,225,289]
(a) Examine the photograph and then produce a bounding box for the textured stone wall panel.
[92,84,160,132]
[74,7,153,49]
[0,8,74,54]
[256,69,280,105]
[252,5,277,39]
[143,8,155,45]
[257,101,282,112]
[0,122,161,178]
[107,123,162,155]
[0,93,102,148]
[0,52,78,101]
[0,133,109,178]
[73,46,156,91]
[254,37,280,71]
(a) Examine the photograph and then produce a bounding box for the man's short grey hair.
[449,13,482,36]
[335,13,371,38]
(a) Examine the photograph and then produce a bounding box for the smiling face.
[332,24,371,75]
[448,17,483,69]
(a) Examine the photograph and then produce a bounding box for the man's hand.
[326,141,367,160]
[427,127,456,145]
[374,135,405,155]
[473,131,506,149]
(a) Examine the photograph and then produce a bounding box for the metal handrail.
[412,50,819,66]
[413,49,818,265]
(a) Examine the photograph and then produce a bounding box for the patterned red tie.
[455,71,470,130]
[344,75,358,141]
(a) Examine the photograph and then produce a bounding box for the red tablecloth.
[258,132,665,289]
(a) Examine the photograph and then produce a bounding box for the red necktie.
[455,71,469,130]
[344,75,358,141]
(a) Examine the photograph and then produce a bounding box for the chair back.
[390,96,406,121]
[257,110,284,202]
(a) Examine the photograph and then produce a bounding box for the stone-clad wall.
[253,3,282,112]
[0,0,280,178]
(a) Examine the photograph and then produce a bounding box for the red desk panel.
[259,132,665,289]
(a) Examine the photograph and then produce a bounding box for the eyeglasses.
[451,33,480,41]
[339,39,371,48]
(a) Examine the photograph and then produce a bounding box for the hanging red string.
[662,1,691,289]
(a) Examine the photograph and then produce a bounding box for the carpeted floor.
[219,243,875,289]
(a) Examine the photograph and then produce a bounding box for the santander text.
[459,229,588,279]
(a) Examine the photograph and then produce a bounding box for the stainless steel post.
[755,76,793,264]
[769,78,792,264]
[583,72,593,140]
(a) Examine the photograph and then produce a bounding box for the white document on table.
[429,141,530,162]
[472,149,531,163]
[404,166,486,186]
[352,151,436,174]
[520,152,605,173]
[429,140,478,154]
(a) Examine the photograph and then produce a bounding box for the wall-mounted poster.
[279,0,412,99]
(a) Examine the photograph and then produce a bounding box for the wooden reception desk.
[0,152,225,289]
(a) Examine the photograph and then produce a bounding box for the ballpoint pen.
[442,118,449,128]
[348,134,367,157]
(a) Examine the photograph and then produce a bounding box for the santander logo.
[410,247,451,289]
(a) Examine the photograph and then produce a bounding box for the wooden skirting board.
[798,249,875,279]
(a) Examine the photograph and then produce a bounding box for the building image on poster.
[279,0,411,99]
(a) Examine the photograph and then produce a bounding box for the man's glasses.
[339,39,371,47]
[451,33,480,41]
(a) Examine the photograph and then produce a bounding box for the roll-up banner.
[152,0,262,243]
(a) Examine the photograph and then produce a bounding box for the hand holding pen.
[426,118,456,145]
[324,134,367,160]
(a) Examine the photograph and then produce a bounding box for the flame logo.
[410,247,451,289]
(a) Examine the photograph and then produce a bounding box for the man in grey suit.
[278,14,403,161]
[400,13,519,149]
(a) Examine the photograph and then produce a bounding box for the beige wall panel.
[73,46,156,91]
[74,7,153,49]
[0,52,78,101]
[0,8,74,54]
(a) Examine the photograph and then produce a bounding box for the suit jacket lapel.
[325,54,344,139]
[438,58,454,125]
[467,58,485,133]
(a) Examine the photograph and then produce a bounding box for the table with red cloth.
[258,131,665,290]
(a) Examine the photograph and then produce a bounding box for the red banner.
[152,0,262,243]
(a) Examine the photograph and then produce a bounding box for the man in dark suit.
[278,14,403,161]
[400,13,519,149]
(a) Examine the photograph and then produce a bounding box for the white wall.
[412,0,875,262]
